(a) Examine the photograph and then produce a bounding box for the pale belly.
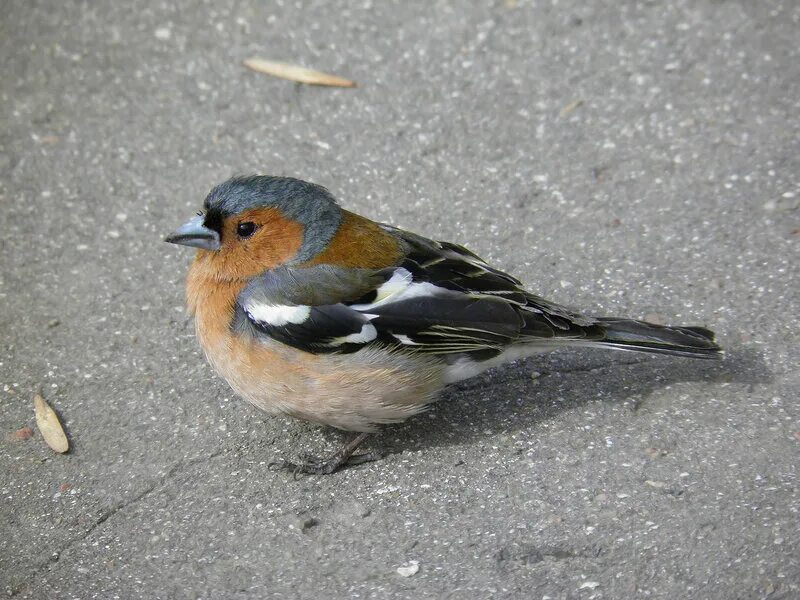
[196,315,448,432]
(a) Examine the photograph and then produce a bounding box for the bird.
[166,175,722,474]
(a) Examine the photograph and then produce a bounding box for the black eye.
[236,221,257,238]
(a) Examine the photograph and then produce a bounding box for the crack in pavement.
[10,449,226,597]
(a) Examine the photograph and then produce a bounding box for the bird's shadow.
[339,345,773,458]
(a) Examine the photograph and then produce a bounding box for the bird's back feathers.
[234,223,722,365]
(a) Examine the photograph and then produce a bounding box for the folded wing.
[234,227,604,359]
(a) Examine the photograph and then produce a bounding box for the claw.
[268,432,378,476]
[345,451,382,467]
[270,452,380,476]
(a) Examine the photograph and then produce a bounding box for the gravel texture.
[1,1,798,598]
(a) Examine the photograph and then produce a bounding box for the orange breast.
[187,266,313,412]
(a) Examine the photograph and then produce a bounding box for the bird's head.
[166,175,342,280]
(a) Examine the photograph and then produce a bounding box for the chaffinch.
[166,175,721,474]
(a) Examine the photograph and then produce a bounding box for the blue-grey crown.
[203,175,343,263]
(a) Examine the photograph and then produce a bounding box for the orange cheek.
[190,208,305,283]
[248,219,304,267]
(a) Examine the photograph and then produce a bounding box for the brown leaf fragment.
[11,426,34,441]
[33,394,69,453]
[645,447,667,458]
[243,58,356,87]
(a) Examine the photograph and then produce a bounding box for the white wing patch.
[373,268,413,303]
[329,323,378,346]
[350,267,450,312]
[244,301,311,326]
[392,334,421,345]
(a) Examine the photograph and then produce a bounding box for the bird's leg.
[271,432,380,476]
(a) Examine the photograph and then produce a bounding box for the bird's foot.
[270,451,381,477]
[269,432,379,476]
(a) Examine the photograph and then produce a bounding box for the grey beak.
[165,215,221,250]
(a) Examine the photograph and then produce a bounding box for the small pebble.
[396,560,419,577]
[299,517,318,532]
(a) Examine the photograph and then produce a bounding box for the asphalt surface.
[1,1,798,598]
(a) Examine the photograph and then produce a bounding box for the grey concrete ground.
[1,1,798,598]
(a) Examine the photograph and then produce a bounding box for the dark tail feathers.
[595,318,723,359]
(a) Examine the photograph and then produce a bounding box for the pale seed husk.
[33,394,69,453]
[243,58,356,87]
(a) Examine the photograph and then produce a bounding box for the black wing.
[384,226,602,340]
[234,229,604,357]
